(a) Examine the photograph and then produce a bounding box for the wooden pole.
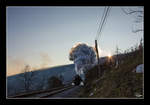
[95,40,100,64]
[95,40,101,77]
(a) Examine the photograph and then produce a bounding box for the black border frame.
[1,0,144,104]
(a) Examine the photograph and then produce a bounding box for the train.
[72,75,84,86]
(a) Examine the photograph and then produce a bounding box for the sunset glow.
[108,53,112,58]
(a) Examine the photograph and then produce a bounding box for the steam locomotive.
[72,75,84,86]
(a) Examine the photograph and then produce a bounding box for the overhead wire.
[95,7,107,40]
[95,6,111,41]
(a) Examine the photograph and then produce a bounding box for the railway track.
[8,84,74,98]
[39,85,74,98]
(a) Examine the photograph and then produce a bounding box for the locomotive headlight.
[80,82,84,86]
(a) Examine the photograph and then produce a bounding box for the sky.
[7,6,143,76]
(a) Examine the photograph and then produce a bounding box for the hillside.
[78,48,143,98]
[7,64,76,96]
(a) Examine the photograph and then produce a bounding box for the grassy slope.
[78,49,143,98]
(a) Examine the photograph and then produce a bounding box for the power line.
[95,7,108,40]
[95,6,111,41]
[95,7,107,40]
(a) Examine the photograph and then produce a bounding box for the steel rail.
[8,83,72,98]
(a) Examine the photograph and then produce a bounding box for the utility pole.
[95,40,100,64]
[115,45,119,68]
[94,7,111,77]
[95,40,101,77]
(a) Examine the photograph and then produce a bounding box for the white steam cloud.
[69,43,97,81]
[40,53,51,68]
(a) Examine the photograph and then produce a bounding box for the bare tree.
[20,65,35,92]
[121,6,144,33]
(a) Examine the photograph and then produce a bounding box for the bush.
[47,76,63,88]
[85,62,111,84]
[85,66,99,83]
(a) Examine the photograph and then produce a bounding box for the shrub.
[47,76,63,88]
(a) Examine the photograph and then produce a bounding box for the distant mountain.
[7,55,123,96]
[7,64,76,96]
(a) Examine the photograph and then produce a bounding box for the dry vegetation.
[78,47,143,98]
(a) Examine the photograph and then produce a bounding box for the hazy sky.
[7,6,143,76]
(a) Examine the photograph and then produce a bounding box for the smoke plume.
[40,53,51,68]
[69,43,97,81]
